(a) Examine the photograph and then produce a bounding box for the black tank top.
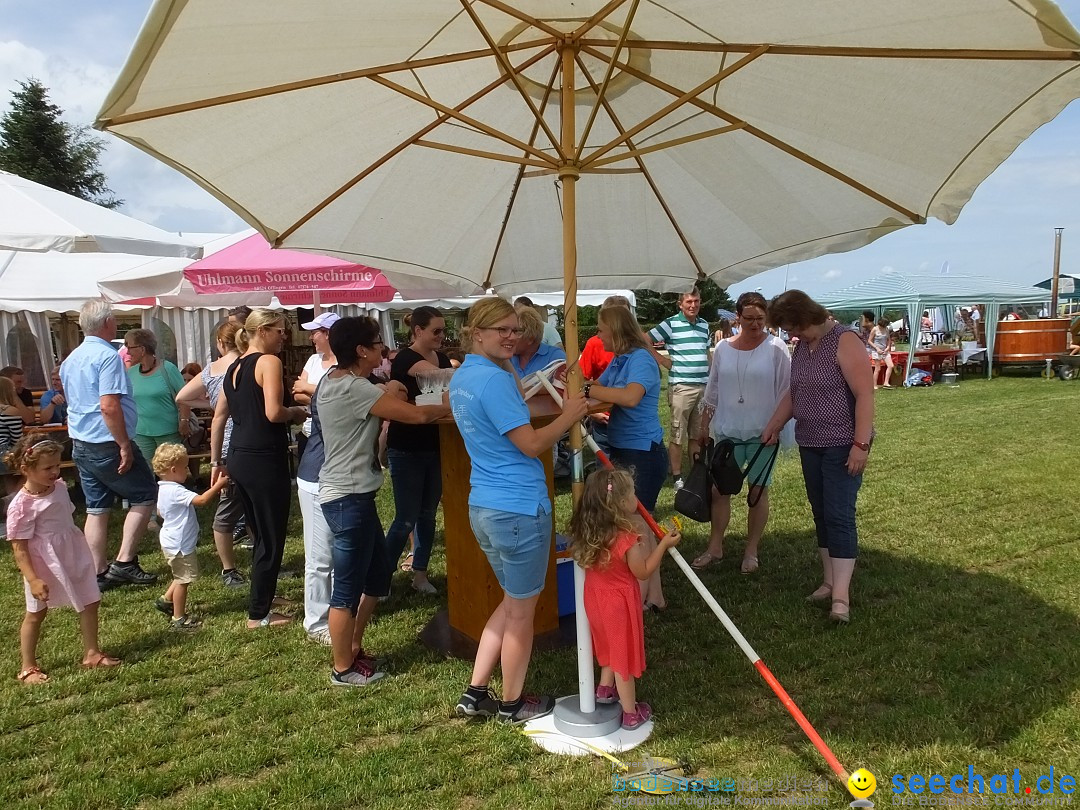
[224,353,288,453]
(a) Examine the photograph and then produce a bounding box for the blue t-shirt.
[40,389,67,424]
[61,337,138,443]
[599,348,663,451]
[449,354,548,516]
[511,342,567,379]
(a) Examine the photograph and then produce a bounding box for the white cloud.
[821,269,842,280]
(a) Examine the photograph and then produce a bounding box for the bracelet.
[583,383,592,398]
[210,461,223,467]
[852,440,871,452]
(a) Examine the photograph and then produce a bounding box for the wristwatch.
[852,440,871,452]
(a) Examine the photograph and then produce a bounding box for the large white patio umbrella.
[0,171,201,258]
[96,0,1080,769]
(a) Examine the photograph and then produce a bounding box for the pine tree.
[0,78,121,208]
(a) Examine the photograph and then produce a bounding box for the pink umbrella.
[182,233,397,305]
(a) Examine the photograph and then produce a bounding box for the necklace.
[23,482,51,496]
[734,341,763,404]
[138,358,157,374]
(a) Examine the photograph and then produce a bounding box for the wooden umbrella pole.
[559,41,584,504]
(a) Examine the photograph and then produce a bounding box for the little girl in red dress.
[568,468,680,730]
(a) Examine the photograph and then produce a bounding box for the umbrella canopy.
[0,170,201,258]
[97,1,1080,294]
[1035,273,1080,300]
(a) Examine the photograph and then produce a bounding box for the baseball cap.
[300,312,341,330]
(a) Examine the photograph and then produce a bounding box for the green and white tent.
[817,272,1049,378]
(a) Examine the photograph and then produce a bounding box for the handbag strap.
[745,442,780,508]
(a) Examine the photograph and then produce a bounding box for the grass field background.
[1,376,1078,809]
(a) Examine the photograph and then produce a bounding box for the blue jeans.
[799,446,863,559]
[72,439,157,514]
[385,449,442,573]
[469,505,552,600]
[321,492,391,614]
[609,442,668,511]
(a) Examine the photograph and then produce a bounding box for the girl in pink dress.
[567,469,681,729]
[4,434,121,684]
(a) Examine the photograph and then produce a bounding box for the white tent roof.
[817,273,1048,309]
[366,289,636,312]
[0,171,201,258]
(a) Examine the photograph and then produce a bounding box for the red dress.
[583,531,646,679]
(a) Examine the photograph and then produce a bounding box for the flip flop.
[248,612,292,629]
[740,556,759,575]
[81,653,121,669]
[400,553,414,573]
[16,666,49,684]
[691,551,722,570]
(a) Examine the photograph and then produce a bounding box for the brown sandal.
[82,653,122,669]
[400,553,414,573]
[691,550,722,570]
[17,666,49,684]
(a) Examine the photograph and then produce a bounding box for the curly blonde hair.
[151,443,188,476]
[567,468,637,570]
[3,432,64,472]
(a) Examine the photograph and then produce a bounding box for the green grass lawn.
[2,377,1079,809]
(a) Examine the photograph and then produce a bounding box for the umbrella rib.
[579,43,923,223]
[576,0,642,160]
[574,53,706,278]
[277,45,557,243]
[587,123,746,168]
[367,74,557,164]
[458,0,565,160]
[483,56,564,289]
[472,0,567,39]
[580,44,769,167]
[98,40,551,127]
[414,140,553,168]
[570,0,633,40]
[575,40,1080,60]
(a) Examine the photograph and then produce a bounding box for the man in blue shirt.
[61,299,159,591]
[511,308,567,379]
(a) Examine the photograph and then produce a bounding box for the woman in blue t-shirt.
[448,297,587,725]
[585,304,668,610]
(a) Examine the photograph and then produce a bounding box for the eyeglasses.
[124,344,144,350]
[430,328,446,336]
[479,326,524,338]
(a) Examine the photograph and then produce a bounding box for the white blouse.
[702,336,791,441]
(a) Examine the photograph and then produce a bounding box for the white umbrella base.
[523,695,652,755]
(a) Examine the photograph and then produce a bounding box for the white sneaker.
[673,477,684,491]
[307,628,333,646]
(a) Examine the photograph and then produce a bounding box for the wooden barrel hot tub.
[992,318,1070,364]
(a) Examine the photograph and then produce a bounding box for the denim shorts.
[72,439,158,514]
[321,492,391,614]
[469,505,552,600]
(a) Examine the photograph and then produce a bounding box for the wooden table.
[891,348,960,378]
[422,393,603,657]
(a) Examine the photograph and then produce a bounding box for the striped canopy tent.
[817,272,1050,377]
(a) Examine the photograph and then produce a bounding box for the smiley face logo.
[848,769,877,799]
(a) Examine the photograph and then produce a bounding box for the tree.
[635,277,734,325]
[0,78,121,208]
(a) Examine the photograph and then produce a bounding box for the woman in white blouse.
[692,292,791,574]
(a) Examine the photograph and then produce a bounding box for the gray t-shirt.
[316,372,384,502]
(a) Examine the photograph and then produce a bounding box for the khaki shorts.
[668,383,705,447]
[165,551,199,584]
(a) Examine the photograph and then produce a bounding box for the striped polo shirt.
[649,313,710,385]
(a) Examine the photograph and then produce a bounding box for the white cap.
[300,312,341,330]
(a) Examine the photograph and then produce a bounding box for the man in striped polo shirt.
[648,288,711,489]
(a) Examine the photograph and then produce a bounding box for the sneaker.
[307,628,333,646]
[673,477,684,491]
[354,647,387,671]
[232,525,253,549]
[497,694,555,725]
[97,573,119,593]
[455,688,499,718]
[621,702,653,730]
[330,660,385,687]
[169,615,203,633]
[220,568,246,588]
[595,684,619,704]
[105,558,158,586]
[154,597,174,616]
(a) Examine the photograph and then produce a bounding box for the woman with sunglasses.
[211,309,307,629]
[449,297,587,724]
[384,306,453,595]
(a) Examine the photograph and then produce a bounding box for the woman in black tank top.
[210,309,306,628]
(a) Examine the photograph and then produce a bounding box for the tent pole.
[1052,228,1064,316]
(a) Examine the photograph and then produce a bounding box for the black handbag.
[674,439,713,522]
[711,439,780,507]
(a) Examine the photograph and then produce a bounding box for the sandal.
[247,611,292,629]
[271,596,296,608]
[740,556,759,575]
[81,653,121,669]
[621,702,653,730]
[829,599,851,624]
[400,553,414,573]
[691,550,722,570]
[805,584,832,604]
[16,666,49,684]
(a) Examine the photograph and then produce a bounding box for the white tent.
[817,272,1049,377]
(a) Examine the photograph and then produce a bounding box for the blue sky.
[2,0,1078,294]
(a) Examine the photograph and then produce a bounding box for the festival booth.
[818,272,1054,379]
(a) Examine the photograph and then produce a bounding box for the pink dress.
[5,481,100,613]
[583,531,646,680]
